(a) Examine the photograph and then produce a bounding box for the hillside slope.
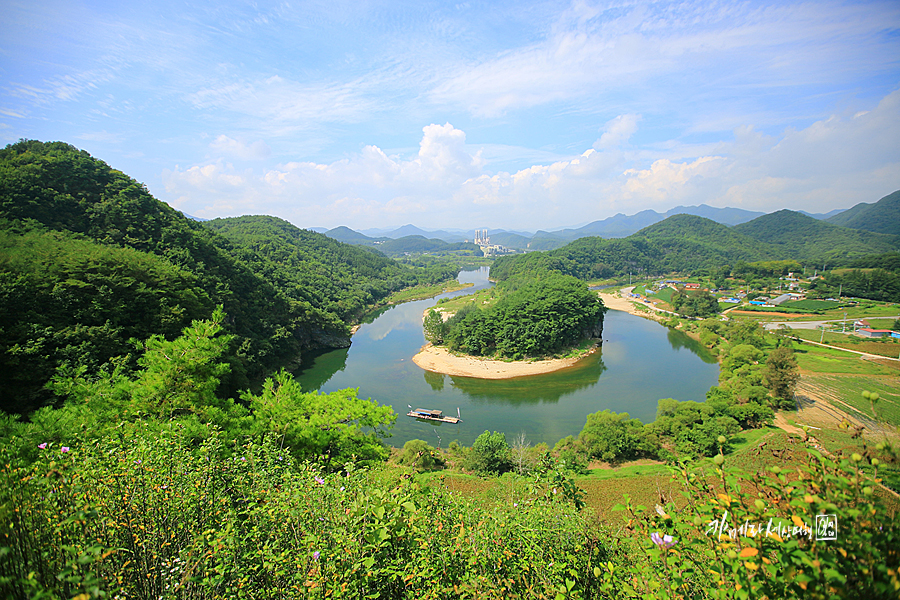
[204,216,458,321]
[734,209,900,263]
[0,140,453,412]
[826,190,900,236]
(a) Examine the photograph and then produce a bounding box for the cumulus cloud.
[595,114,641,150]
[162,89,900,229]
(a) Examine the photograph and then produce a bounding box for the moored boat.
[406,407,461,423]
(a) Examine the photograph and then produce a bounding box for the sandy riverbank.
[597,287,669,319]
[412,343,598,379]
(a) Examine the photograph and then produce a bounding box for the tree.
[672,290,719,318]
[578,410,653,463]
[467,430,512,475]
[423,309,445,344]
[244,370,395,469]
[397,439,445,472]
[763,346,800,408]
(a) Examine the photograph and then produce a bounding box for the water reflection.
[446,352,607,405]
[423,370,445,392]
[666,329,718,363]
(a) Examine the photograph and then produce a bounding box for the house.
[683,283,701,290]
[722,298,741,304]
[857,328,893,338]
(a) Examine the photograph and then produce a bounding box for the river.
[294,267,719,448]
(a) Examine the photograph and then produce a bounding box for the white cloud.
[162,87,900,230]
[209,135,271,160]
[595,114,641,150]
[428,0,900,119]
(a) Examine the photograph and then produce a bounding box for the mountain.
[204,216,458,321]
[0,140,457,413]
[491,210,900,283]
[825,190,900,236]
[733,209,900,263]
[325,226,383,244]
[380,224,466,243]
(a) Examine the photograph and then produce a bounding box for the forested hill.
[491,211,900,282]
[0,140,455,413]
[824,190,900,236]
[732,209,900,262]
[203,216,458,322]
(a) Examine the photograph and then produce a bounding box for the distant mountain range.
[319,190,899,253]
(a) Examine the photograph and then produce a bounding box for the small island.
[413,273,606,379]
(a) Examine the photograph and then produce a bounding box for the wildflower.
[61,446,70,453]
[315,476,325,485]
[313,551,320,560]
[38,443,47,449]
[135,459,142,464]
[651,532,677,549]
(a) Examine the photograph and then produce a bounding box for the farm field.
[791,328,900,358]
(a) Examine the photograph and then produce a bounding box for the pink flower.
[315,476,325,485]
[60,447,70,453]
[313,551,320,560]
[38,443,47,449]
[651,532,677,549]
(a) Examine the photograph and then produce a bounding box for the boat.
[406,407,462,424]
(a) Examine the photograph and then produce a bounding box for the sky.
[2,0,899,232]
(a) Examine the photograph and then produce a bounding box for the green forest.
[0,141,459,413]
[425,273,606,359]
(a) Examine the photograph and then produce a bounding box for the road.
[762,316,900,331]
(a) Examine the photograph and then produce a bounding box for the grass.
[434,286,496,312]
[791,340,896,375]
[791,328,900,358]
[782,299,841,311]
[651,287,675,303]
[802,374,900,427]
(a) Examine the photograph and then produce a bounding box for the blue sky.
[2,0,899,231]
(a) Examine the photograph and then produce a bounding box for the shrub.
[397,439,445,472]
[467,430,512,475]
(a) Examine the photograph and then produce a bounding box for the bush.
[397,439,445,472]
[467,430,512,475]
[0,425,607,600]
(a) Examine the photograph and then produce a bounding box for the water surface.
[295,268,718,448]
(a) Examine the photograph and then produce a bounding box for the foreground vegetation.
[3,418,898,598]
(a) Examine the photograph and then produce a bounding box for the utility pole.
[820,325,825,343]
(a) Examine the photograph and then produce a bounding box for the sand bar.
[412,343,598,379]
